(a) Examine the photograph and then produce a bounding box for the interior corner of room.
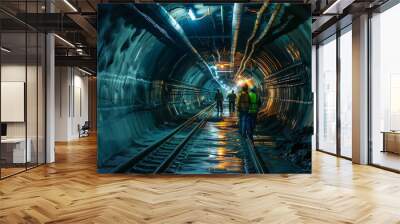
[54,66,93,142]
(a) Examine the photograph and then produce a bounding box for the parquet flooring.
[1,135,400,223]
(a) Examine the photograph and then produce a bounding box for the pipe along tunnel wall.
[97,3,312,173]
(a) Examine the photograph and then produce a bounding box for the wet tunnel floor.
[169,105,302,174]
[171,110,244,174]
[102,104,303,174]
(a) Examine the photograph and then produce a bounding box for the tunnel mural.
[97,3,312,174]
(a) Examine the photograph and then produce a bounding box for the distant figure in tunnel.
[237,84,250,136]
[214,89,224,115]
[247,87,262,142]
[227,90,237,113]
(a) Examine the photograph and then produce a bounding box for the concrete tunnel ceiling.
[97,3,312,165]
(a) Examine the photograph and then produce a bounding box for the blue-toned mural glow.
[97,3,312,174]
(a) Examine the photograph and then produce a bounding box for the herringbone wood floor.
[1,135,400,224]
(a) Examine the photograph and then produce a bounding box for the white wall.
[55,67,69,141]
[55,67,89,141]
[1,65,27,140]
[1,65,42,137]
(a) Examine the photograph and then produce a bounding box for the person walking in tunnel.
[227,90,237,113]
[237,84,250,136]
[214,89,224,115]
[247,87,262,142]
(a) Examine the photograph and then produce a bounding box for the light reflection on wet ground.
[173,109,246,174]
[101,104,307,174]
[172,104,304,174]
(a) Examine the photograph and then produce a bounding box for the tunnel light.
[63,0,78,12]
[188,9,196,20]
[236,78,254,87]
[1,47,11,53]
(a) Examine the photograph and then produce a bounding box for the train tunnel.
[97,3,312,174]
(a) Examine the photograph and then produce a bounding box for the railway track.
[243,137,266,174]
[113,103,267,174]
[113,104,215,174]
[166,121,267,174]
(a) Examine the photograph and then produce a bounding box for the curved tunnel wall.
[257,20,313,135]
[97,3,312,169]
[97,4,219,167]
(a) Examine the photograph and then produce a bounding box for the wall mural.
[97,3,312,174]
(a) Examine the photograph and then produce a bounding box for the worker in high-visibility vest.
[237,84,250,136]
[247,87,261,141]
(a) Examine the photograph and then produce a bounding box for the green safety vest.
[248,92,258,114]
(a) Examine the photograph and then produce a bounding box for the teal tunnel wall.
[97,3,312,168]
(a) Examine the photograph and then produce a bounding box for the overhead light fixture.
[54,34,75,48]
[322,0,345,15]
[1,47,11,53]
[78,67,93,76]
[188,9,196,20]
[63,0,78,12]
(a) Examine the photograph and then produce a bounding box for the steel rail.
[245,138,266,174]
[154,106,214,174]
[112,104,215,173]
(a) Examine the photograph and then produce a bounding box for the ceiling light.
[188,9,196,20]
[78,67,93,76]
[63,0,78,12]
[322,0,343,14]
[1,47,11,53]
[54,34,75,48]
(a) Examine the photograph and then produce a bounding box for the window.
[370,3,400,171]
[317,36,337,154]
[339,28,352,158]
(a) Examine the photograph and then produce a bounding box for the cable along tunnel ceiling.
[97,3,312,174]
